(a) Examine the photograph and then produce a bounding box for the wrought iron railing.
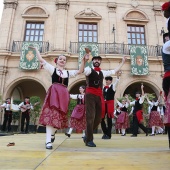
[11,41,49,53]
[69,42,162,57]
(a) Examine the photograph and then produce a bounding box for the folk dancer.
[161,32,170,148]
[126,84,148,137]
[19,97,33,134]
[30,46,87,149]
[65,86,86,138]
[101,72,121,139]
[0,98,12,132]
[114,105,122,134]
[145,94,164,136]
[115,96,129,136]
[83,55,126,147]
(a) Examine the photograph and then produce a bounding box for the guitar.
[20,102,40,112]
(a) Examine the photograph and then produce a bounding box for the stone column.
[0,0,18,51]
[53,0,69,52]
[107,2,117,43]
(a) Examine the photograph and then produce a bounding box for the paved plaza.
[0,133,170,170]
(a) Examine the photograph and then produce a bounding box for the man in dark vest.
[83,55,126,147]
[0,98,12,132]
[101,71,121,139]
[126,84,148,137]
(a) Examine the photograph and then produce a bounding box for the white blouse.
[43,61,79,78]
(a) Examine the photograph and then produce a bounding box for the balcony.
[12,41,49,53]
[69,42,162,57]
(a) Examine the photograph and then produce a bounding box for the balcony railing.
[69,42,162,57]
[12,41,49,53]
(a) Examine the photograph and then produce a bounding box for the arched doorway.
[123,82,159,98]
[69,80,86,94]
[5,79,46,103]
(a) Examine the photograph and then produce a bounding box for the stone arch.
[123,9,149,22]
[3,76,47,102]
[121,79,161,98]
[69,78,86,94]
[22,5,49,18]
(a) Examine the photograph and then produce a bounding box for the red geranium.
[162,2,170,11]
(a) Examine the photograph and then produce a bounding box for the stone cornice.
[4,0,18,9]
[55,0,70,10]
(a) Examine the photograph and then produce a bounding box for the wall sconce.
[160,27,165,36]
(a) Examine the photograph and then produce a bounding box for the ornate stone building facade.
[0,0,167,118]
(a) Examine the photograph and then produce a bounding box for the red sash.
[86,87,105,118]
[105,100,114,118]
[136,110,143,123]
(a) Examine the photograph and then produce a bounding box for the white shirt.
[1,103,11,111]
[117,100,129,108]
[42,61,79,78]
[114,109,121,118]
[84,66,115,77]
[104,78,119,92]
[163,40,170,54]
[70,94,84,100]
[19,102,33,110]
[129,96,145,105]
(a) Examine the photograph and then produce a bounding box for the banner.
[130,45,149,75]
[78,43,99,68]
[19,42,41,70]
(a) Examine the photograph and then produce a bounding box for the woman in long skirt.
[29,46,88,149]
[146,95,163,136]
[65,86,86,138]
[115,97,129,136]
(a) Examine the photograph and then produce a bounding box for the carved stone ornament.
[4,0,18,9]
[75,8,102,20]
[55,0,70,10]
[123,10,149,22]
[107,2,117,12]
[153,6,162,16]
[131,0,139,8]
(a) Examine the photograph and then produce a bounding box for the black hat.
[163,33,169,43]
[135,91,141,95]
[105,76,113,81]
[92,56,102,61]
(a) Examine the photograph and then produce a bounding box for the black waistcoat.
[151,105,157,111]
[52,68,69,87]
[103,85,115,101]
[77,95,84,104]
[121,106,127,112]
[133,99,142,114]
[86,69,103,88]
[162,51,170,72]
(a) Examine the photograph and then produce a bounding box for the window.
[78,23,98,43]
[24,22,44,41]
[127,25,145,45]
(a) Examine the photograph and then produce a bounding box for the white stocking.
[121,128,125,135]
[68,127,73,134]
[82,130,85,137]
[46,125,53,146]
[152,126,155,134]
[157,126,163,133]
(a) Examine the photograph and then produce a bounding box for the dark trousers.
[101,112,112,138]
[21,112,30,132]
[2,112,12,131]
[85,93,102,143]
[162,77,170,98]
[132,115,147,136]
[167,127,170,148]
